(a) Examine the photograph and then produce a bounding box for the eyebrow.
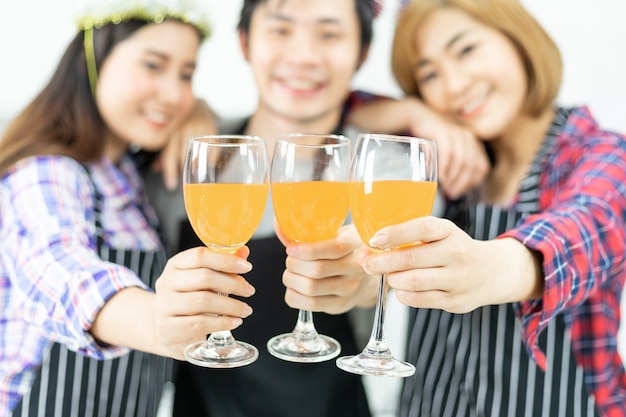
[144,49,196,69]
[266,13,343,26]
[416,30,469,69]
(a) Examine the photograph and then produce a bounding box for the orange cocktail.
[336,133,437,377]
[271,181,349,242]
[267,133,350,363]
[349,180,437,245]
[184,183,268,252]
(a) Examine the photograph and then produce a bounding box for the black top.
[173,119,371,417]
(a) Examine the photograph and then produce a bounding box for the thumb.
[369,216,448,249]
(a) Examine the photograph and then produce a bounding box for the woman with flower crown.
[0,1,256,416]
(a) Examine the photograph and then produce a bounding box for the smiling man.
[165,1,379,416]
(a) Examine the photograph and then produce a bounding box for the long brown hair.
[0,20,157,175]
[391,0,562,117]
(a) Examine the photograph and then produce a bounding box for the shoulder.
[559,106,626,149]
[346,90,394,104]
[2,155,94,203]
[547,106,626,172]
[541,107,626,199]
[343,90,394,112]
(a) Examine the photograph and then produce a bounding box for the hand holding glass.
[183,135,269,368]
[336,133,438,377]
[267,133,351,362]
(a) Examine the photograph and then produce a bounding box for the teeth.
[461,93,487,116]
[144,111,169,124]
[283,79,318,90]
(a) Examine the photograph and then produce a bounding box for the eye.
[458,44,475,58]
[320,31,341,41]
[143,61,162,72]
[269,25,290,36]
[180,71,194,82]
[416,69,438,85]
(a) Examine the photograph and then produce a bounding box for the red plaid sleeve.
[500,107,626,415]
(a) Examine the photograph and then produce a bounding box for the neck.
[490,107,555,169]
[482,107,555,204]
[244,101,342,159]
[102,129,127,164]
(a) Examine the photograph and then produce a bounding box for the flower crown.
[74,0,212,38]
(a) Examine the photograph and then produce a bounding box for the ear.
[238,30,250,61]
[356,44,371,71]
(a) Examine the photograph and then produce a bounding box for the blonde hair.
[391,0,562,116]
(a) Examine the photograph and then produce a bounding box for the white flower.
[73,0,212,38]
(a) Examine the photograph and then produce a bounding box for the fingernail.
[245,285,256,296]
[243,305,253,317]
[369,232,388,248]
[231,318,243,327]
[237,260,252,272]
[354,248,367,263]
[354,249,373,274]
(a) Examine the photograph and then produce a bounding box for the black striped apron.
[399,108,599,417]
[12,173,171,417]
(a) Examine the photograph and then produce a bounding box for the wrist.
[488,238,543,304]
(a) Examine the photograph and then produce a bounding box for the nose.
[284,31,321,67]
[441,63,470,97]
[158,73,186,106]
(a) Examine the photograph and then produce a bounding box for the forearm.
[482,237,544,304]
[90,287,174,358]
[347,97,424,134]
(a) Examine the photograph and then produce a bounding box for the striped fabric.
[1,155,171,416]
[400,107,626,416]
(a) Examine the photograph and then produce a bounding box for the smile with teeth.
[459,91,489,117]
[143,111,170,124]
[282,78,320,91]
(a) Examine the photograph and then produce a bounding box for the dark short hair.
[237,0,376,53]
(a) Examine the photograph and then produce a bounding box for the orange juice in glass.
[271,181,349,242]
[337,134,438,377]
[349,180,438,246]
[184,183,268,253]
[183,135,268,368]
[267,133,351,363]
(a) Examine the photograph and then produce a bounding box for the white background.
[1,2,625,416]
[0,0,625,132]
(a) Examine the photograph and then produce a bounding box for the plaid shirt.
[501,106,626,415]
[0,155,157,413]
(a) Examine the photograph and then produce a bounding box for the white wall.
[1,0,625,133]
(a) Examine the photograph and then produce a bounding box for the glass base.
[336,351,415,377]
[184,340,258,368]
[267,333,341,363]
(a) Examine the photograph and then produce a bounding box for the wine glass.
[182,135,269,368]
[267,133,351,362]
[336,133,438,377]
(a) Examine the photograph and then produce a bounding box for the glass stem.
[207,291,235,346]
[207,330,235,347]
[364,274,392,356]
[293,309,319,341]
